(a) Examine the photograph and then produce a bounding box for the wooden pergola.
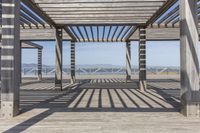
[0,41,43,81]
[20,41,43,81]
[0,0,200,118]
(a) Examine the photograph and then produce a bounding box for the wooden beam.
[37,49,42,81]
[90,26,95,42]
[69,26,81,42]
[84,26,90,42]
[21,41,43,49]
[77,26,85,42]
[126,41,131,81]
[157,5,179,24]
[20,28,72,41]
[55,28,63,91]
[180,0,200,117]
[129,27,180,41]
[125,26,138,41]
[139,27,147,91]
[70,41,76,84]
[112,26,119,41]
[107,26,112,41]
[116,26,126,41]
[34,0,165,4]
[1,0,21,118]
[20,3,45,26]
[30,0,166,25]
[146,0,178,25]
[21,0,56,27]
[121,26,132,41]
[37,2,165,8]
[102,26,106,42]
[63,26,77,41]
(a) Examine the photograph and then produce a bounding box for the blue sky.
[22,41,183,67]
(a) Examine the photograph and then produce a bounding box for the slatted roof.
[0,2,50,28]
[67,25,137,42]
[150,0,200,27]
[1,0,200,42]
[30,0,167,25]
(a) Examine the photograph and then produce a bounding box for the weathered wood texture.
[139,27,147,91]
[1,0,21,118]
[55,28,63,90]
[70,41,76,84]
[20,28,72,41]
[1,41,43,49]
[30,0,166,25]
[21,41,43,49]
[2,78,200,133]
[129,27,180,41]
[180,0,200,117]
[1,26,200,42]
[38,49,42,81]
[20,0,56,27]
[126,42,131,81]
[1,0,200,42]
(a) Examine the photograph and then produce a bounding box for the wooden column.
[55,28,63,90]
[1,0,21,118]
[38,48,42,81]
[139,27,147,91]
[0,47,1,80]
[19,45,22,84]
[70,41,76,84]
[126,41,131,81]
[180,0,200,117]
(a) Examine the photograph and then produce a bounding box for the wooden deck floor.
[1,78,200,133]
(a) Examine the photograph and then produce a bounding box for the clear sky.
[22,41,189,67]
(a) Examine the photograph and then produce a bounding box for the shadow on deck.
[2,78,181,133]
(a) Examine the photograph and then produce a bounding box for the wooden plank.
[146,0,178,25]
[180,0,200,117]
[20,28,72,41]
[70,42,76,84]
[34,0,165,3]
[55,28,63,91]
[139,27,147,91]
[126,42,131,81]
[21,0,56,26]
[37,2,165,8]
[1,0,21,118]
[30,0,166,25]
[20,3,45,26]
[63,26,77,41]
[37,49,42,81]
[21,41,43,49]
[41,7,160,12]
[129,27,180,41]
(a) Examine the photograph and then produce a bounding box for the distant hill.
[22,63,179,69]
[22,63,124,68]
[22,63,50,68]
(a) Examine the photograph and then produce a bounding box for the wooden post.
[70,41,76,84]
[38,48,42,81]
[1,0,21,118]
[20,44,22,84]
[126,41,131,81]
[180,0,200,117]
[55,28,63,90]
[0,47,1,80]
[139,27,147,91]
